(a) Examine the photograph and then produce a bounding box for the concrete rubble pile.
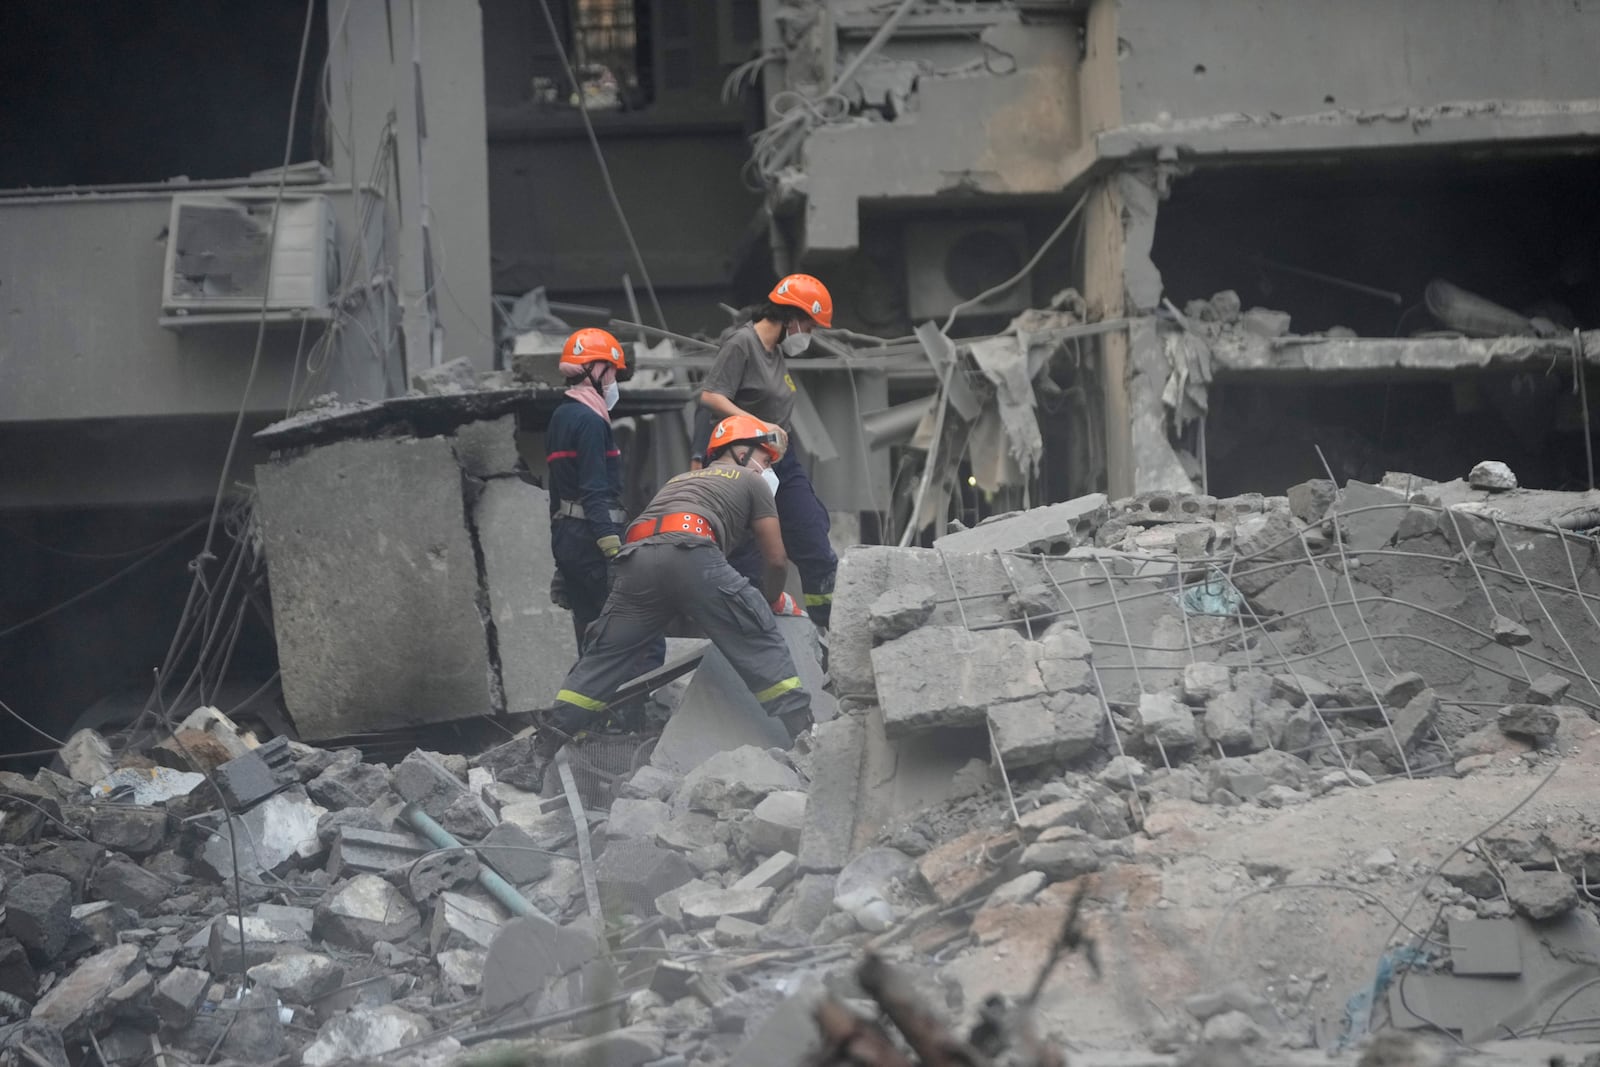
[7,462,1600,1067]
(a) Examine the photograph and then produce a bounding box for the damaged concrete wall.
[1112,0,1600,135]
[800,11,1082,255]
[257,418,575,739]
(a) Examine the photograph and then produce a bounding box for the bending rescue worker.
[527,415,814,789]
[695,273,838,628]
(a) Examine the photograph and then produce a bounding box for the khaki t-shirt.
[700,325,796,434]
[631,463,777,555]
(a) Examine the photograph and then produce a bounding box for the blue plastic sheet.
[1180,568,1243,617]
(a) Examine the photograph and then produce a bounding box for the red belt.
[625,512,717,545]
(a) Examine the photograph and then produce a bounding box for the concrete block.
[1287,479,1337,524]
[676,746,802,813]
[1020,837,1101,880]
[153,966,210,1028]
[1134,692,1198,749]
[30,944,143,1041]
[873,627,1045,736]
[933,494,1109,555]
[1505,869,1576,920]
[797,716,864,874]
[1520,673,1572,705]
[594,843,697,917]
[254,903,315,936]
[393,750,467,817]
[607,798,672,842]
[4,873,72,961]
[735,851,798,893]
[257,436,494,738]
[1335,480,1407,550]
[206,914,309,972]
[248,952,345,1004]
[430,891,506,953]
[475,478,577,712]
[307,759,393,808]
[301,1005,432,1067]
[88,807,169,856]
[679,886,774,928]
[69,901,133,955]
[1183,661,1232,705]
[987,691,1102,771]
[478,822,554,885]
[1204,691,1257,749]
[314,875,421,950]
[868,584,936,643]
[327,826,430,878]
[213,737,297,811]
[714,915,765,945]
[745,791,806,856]
[1498,703,1561,742]
[480,915,614,1029]
[438,948,487,989]
[198,787,327,882]
[1448,920,1522,977]
[88,856,170,916]
[450,415,521,478]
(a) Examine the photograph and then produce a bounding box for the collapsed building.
[7,3,1600,1067]
[7,469,1600,1066]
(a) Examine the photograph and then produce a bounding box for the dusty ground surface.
[944,718,1600,1054]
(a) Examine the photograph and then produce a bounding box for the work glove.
[596,535,621,559]
[549,570,570,610]
[771,592,806,617]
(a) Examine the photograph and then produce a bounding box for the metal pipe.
[400,802,538,918]
[862,397,936,449]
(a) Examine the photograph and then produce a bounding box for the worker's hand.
[596,535,621,559]
[771,592,806,617]
[549,571,570,610]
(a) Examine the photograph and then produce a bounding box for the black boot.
[777,708,813,743]
[525,721,573,793]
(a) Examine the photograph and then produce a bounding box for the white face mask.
[779,329,811,357]
[603,381,620,410]
[760,467,780,495]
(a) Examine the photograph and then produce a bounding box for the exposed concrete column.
[1083,178,1134,499]
[327,0,495,378]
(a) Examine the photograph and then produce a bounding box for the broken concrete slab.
[438,947,487,990]
[248,952,346,1004]
[679,886,775,928]
[198,786,326,881]
[1135,692,1198,749]
[450,414,520,479]
[934,494,1109,556]
[874,627,1045,736]
[87,856,171,916]
[1204,691,1257,749]
[607,798,672,842]
[258,435,497,738]
[1520,673,1573,705]
[987,691,1103,771]
[326,826,430,878]
[1497,704,1561,743]
[314,874,422,950]
[744,791,806,856]
[430,891,506,953]
[393,749,468,818]
[87,806,169,857]
[1505,868,1577,921]
[476,478,579,713]
[30,944,143,1041]
[868,584,937,643]
[1334,480,1407,550]
[735,852,798,894]
[797,715,865,875]
[477,821,554,885]
[307,759,393,809]
[301,1005,432,1067]
[594,843,697,917]
[676,746,802,813]
[480,915,615,1029]
[206,914,310,972]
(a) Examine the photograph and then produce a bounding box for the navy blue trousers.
[727,450,838,626]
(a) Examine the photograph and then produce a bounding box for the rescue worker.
[693,274,838,628]
[545,328,664,682]
[527,414,814,789]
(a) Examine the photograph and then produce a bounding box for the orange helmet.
[709,414,787,464]
[769,273,833,329]
[559,328,628,377]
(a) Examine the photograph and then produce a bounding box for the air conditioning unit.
[162,193,337,313]
[904,220,1031,322]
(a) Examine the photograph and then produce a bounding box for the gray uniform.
[549,462,810,732]
[700,325,796,435]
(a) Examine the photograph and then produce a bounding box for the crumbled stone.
[873,627,1046,735]
[678,747,802,812]
[986,871,1046,907]
[1204,691,1256,749]
[88,856,171,917]
[1469,460,1518,492]
[477,821,555,885]
[745,791,807,856]
[88,807,168,857]
[679,886,775,928]
[314,874,421,950]
[437,947,487,989]
[301,1005,432,1067]
[1497,703,1560,742]
[438,792,496,840]
[1135,692,1198,749]
[1183,662,1232,705]
[153,967,210,1028]
[988,691,1103,771]
[392,750,467,818]
[248,953,345,1003]
[1520,673,1572,706]
[429,891,505,953]
[596,843,698,918]
[868,584,937,642]
[406,848,480,903]
[1505,868,1576,921]
[1020,837,1101,881]
[1287,479,1337,524]
[31,944,143,1041]
[207,914,309,972]
[608,798,673,842]
[734,851,798,893]
[307,760,394,809]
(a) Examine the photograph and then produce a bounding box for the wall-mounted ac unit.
[904,220,1030,323]
[162,193,337,313]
